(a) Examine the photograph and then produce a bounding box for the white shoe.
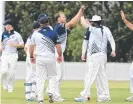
[126,96,133,102]
[74,96,88,102]
[97,97,111,102]
[3,85,8,90]
[53,97,66,102]
[8,89,13,93]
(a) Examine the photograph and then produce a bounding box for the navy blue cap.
[39,16,49,24]
[37,14,49,21]
[3,20,14,26]
[33,22,40,29]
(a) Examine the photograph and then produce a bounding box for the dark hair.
[33,22,40,29]
[93,21,102,26]
[92,21,103,35]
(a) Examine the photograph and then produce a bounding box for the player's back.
[31,27,59,58]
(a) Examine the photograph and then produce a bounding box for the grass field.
[1,81,133,104]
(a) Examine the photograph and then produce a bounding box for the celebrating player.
[49,5,86,102]
[29,15,62,103]
[74,15,116,102]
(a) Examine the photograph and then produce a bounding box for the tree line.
[5,1,133,62]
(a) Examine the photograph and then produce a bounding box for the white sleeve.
[17,34,24,44]
[82,40,88,55]
[106,27,116,52]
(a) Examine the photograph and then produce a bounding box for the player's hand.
[57,56,62,63]
[120,10,126,20]
[33,54,36,64]
[111,51,116,57]
[30,57,36,64]
[81,54,86,62]
[80,5,87,12]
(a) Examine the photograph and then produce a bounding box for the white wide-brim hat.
[89,15,102,21]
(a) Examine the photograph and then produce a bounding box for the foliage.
[5,1,133,62]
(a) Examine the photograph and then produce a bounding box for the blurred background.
[3,1,133,62]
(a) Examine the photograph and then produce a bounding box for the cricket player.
[24,22,40,101]
[29,16,62,104]
[74,15,116,102]
[0,20,24,92]
[49,5,86,102]
[120,10,133,102]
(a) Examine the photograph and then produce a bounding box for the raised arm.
[120,10,133,31]
[65,5,86,29]
[81,16,90,29]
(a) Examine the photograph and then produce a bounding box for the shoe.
[126,96,133,102]
[38,100,44,104]
[48,93,54,103]
[53,97,66,102]
[97,98,111,102]
[74,96,88,102]
[3,85,8,90]
[8,89,13,93]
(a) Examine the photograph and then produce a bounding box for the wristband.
[30,56,33,58]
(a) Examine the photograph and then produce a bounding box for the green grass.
[1,81,133,104]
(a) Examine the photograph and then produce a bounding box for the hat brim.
[88,19,104,22]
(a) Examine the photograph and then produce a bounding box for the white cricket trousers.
[80,53,110,100]
[0,52,18,91]
[47,53,64,98]
[25,56,36,99]
[52,53,64,98]
[129,62,133,93]
[36,56,57,101]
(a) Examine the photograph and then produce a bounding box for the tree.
[5,1,133,62]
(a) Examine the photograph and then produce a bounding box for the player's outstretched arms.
[66,5,86,29]
[8,43,24,48]
[56,44,62,63]
[120,10,133,31]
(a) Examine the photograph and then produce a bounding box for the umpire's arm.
[81,16,90,29]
